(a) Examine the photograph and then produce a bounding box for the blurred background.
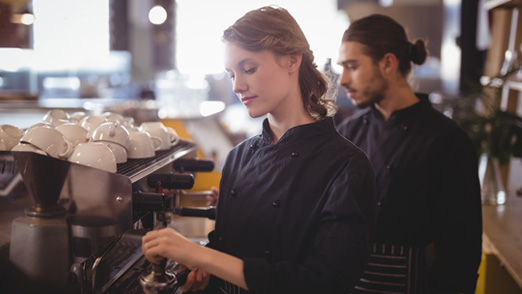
[1,1,522,292]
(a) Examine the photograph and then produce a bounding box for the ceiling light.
[148,5,167,25]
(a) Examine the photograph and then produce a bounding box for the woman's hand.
[142,227,199,268]
[142,227,248,291]
[179,267,210,292]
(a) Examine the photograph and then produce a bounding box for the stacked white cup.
[128,131,162,159]
[9,108,180,171]
[91,122,130,164]
[42,109,70,127]
[80,115,107,135]
[19,126,73,159]
[68,142,117,173]
[56,123,90,147]
[139,122,179,151]
[0,124,24,151]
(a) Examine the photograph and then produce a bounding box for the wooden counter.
[482,194,522,289]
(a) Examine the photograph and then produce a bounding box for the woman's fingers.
[142,229,174,262]
[195,269,210,290]
[141,228,199,268]
[179,271,196,292]
[179,270,210,292]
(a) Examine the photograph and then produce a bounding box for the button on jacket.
[206,117,376,294]
[337,95,482,293]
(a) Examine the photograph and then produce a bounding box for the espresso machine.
[8,139,216,293]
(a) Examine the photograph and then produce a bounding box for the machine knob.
[132,191,170,212]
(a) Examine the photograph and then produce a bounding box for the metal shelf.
[500,80,522,111]
[117,139,196,183]
[504,79,522,91]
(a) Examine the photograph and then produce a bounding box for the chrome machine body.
[8,139,198,293]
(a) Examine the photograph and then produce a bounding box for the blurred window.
[32,0,109,71]
[175,0,348,76]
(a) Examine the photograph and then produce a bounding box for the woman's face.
[224,42,296,118]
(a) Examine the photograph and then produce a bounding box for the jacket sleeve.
[243,152,376,294]
[428,134,482,294]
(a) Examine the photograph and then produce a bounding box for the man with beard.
[336,14,482,294]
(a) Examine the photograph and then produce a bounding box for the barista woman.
[141,6,376,294]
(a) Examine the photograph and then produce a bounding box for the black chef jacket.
[206,117,376,294]
[337,94,482,293]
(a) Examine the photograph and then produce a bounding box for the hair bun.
[411,40,428,65]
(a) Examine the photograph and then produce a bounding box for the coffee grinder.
[9,151,72,293]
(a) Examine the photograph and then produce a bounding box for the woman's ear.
[287,54,302,73]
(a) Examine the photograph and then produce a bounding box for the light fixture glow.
[11,12,35,25]
[148,5,167,25]
[21,13,35,25]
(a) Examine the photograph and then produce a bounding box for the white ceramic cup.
[140,122,179,151]
[91,122,130,150]
[147,127,179,151]
[0,124,24,151]
[101,141,128,164]
[11,143,48,155]
[124,124,141,134]
[43,109,70,126]
[69,112,88,124]
[68,142,117,173]
[102,112,124,123]
[166,127,179,145]
[140,122,165,131]
[128,132,161,159]
[56,123,90,147]
[20,126,73,159]
[121,116,135,129]
[26,122,55,132]
[80,115,107,134]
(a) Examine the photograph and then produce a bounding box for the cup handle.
[59,139,73,159]
[167,127,179,146]
[150,136,162,151]
[109,123,117,137]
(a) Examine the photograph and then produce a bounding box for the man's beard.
[354,74,387,109]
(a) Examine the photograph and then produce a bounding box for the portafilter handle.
[132,191,216,220]
[147,173,195,190]
[173,158,214,173]
[175,206,216,220]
